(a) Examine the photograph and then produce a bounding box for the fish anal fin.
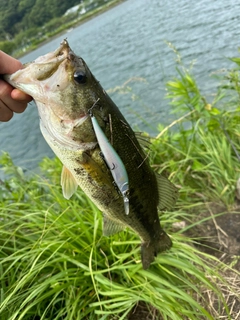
[156,174,178,211]
[103,215,125,236]
[61,165,78,199]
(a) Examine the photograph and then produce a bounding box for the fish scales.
[3,40,178,269]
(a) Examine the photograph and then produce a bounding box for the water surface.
[1,0,239,170]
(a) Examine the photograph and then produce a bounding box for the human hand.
[0,51,32,122]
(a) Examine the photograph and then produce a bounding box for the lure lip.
[121,182,130,215]
[120,181,129,195]
[123,195,130,215]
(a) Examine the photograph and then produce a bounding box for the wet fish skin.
[4,40,178,269]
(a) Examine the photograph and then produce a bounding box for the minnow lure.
[89,105,129,215]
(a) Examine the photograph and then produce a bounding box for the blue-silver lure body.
[89,110,129,215]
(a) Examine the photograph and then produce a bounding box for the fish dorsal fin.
[156,174,178,211]
[103,215,125,236]
[61,165,78,199]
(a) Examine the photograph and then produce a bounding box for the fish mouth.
[31,39,71,67]
[4,39,74,92]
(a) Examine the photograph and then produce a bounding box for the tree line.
[0,0,111,55]
[0,0,81,40]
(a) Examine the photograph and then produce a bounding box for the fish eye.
[74,71,87,84]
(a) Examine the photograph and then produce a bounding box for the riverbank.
[14,0,126,58]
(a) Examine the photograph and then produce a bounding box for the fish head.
[5,39,98,122]
[5,40,105,147]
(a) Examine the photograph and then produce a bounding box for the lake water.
[1,0,240,172]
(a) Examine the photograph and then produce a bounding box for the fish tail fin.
[141,231,172,269]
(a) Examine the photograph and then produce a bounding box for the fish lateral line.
[88,100,130,215]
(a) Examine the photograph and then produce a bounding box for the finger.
[0,100,13,122]
[11,101,28,114]
[11,88,32,102]
[0,80,28,114]
[0,51,23,74]
[3,96,28,114]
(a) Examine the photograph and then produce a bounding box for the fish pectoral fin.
[103,215,125,236]
[156,174,178,211]
[61,165,78,199]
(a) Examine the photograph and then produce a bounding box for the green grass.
[1,48,240,319]
[0,162,234,319]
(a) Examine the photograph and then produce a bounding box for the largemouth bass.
[4,40,178,269]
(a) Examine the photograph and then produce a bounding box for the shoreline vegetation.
[1,0,126,59]
[0,46,239,319]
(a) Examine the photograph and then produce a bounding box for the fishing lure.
[89,104,129,215]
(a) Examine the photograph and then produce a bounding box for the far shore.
[16,0,126,58]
